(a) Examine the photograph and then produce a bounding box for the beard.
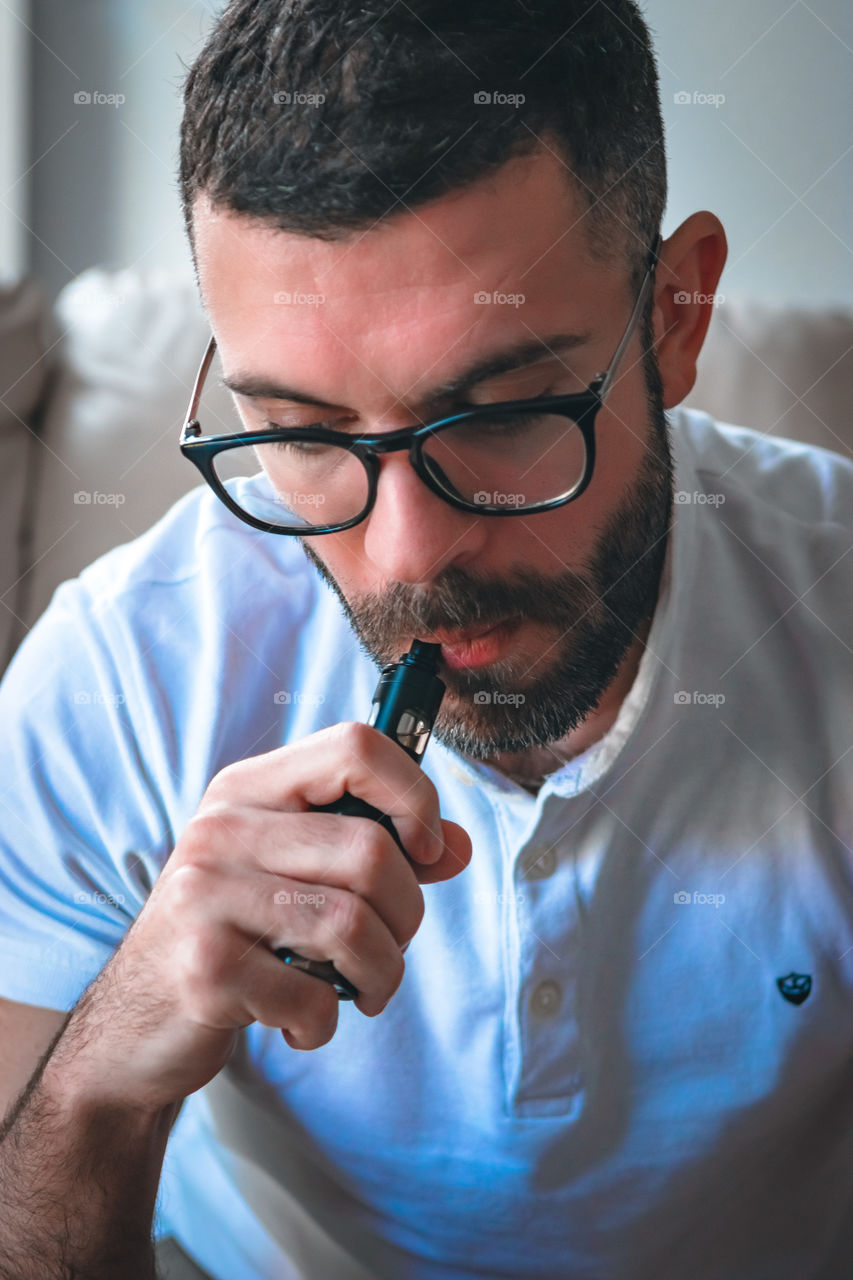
[298,324,674,762]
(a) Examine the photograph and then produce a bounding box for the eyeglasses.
[180,233,661,535]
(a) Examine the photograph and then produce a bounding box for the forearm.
[0,1025,179,1280]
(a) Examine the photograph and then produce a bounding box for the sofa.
[1,267,852,679]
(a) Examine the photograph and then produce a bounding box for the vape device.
[275,640,445,1000]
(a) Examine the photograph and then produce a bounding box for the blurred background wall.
[2,0,852,308]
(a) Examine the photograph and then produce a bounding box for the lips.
[430,618,518,670]
[429,619,503,646]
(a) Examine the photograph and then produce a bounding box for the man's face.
[193,147,673,760]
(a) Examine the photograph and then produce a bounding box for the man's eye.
[262,418,342,433]
[462,388,558,410]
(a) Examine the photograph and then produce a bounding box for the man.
[0,2,851,1278]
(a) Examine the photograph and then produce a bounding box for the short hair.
[179,0,667,298]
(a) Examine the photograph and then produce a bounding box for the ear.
[650,212,728,409]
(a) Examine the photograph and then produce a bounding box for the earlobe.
[652,212,728,410]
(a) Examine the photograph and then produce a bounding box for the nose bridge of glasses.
[357,419,426,456]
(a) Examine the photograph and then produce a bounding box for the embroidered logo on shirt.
[776,972,812,1005]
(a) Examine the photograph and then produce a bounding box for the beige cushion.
[686,293,853,460]
[0,277,56,668]
[23,267,234,629]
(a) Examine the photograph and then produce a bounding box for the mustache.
[350,564,600,638]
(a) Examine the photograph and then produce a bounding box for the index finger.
[211,721,446,865]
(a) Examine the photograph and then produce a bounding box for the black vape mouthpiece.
[367,641,444,761]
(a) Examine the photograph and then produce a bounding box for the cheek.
[586,388,651,513]
[506,409,650,567]
[305,529,370,593]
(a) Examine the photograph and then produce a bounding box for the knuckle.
[327,890,370,951]
[187,804,254,861]
[336,719,381,762]
[203,760,243,801]
[164,860,210,911]
[349,820,393,881]
[173,929,225,1006]
[182,808,232,857]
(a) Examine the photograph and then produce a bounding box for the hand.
[59,723,472,1110]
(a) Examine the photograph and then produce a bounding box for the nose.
[359,448,486,584]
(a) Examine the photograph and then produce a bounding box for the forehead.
[192,147,622,400]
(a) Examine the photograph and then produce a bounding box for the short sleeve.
[0,577,171,1011]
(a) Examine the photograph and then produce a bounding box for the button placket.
[509,830,587,1114]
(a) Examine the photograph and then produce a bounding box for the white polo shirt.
[1,406,852,1280]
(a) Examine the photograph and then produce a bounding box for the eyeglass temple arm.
[182,334,219,437]
[594,232,662,404]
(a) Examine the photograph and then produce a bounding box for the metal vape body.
[275,640,445,1000]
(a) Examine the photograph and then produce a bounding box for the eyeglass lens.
[209,407,588,530]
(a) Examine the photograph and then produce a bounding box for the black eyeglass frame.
[180,233,662,535]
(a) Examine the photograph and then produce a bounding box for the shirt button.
[529,980,563,1018]
[521,846,557,880]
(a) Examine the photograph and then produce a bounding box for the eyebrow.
[220,331,593,412]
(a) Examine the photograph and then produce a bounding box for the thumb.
[413,819,472,885]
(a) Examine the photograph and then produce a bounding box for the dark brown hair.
[179,0,667,296]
